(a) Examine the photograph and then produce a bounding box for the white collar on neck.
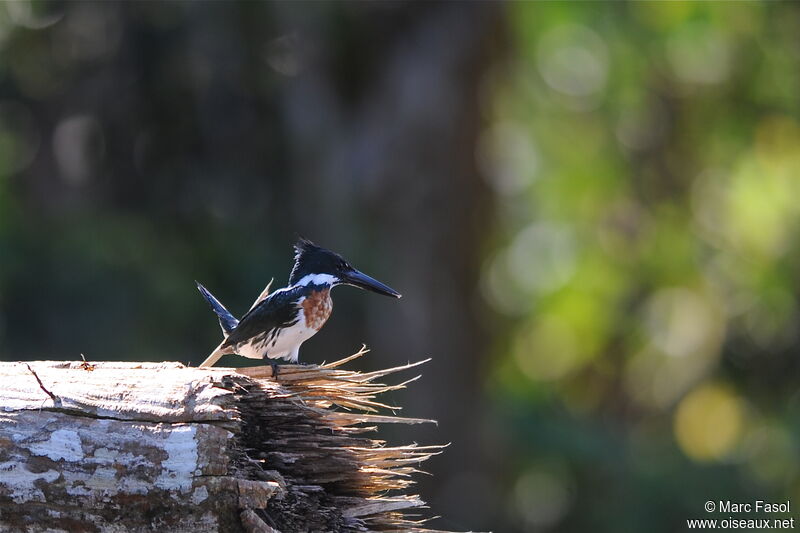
[296,273,338,287]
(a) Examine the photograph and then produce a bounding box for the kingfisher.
[197,238,401,368]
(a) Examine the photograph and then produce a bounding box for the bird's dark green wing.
[222,286,303,348]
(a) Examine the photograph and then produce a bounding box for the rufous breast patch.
[302,288,332,330]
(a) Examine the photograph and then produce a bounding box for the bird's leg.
[270,362,281,379]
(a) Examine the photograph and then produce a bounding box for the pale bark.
[0,354,447,533]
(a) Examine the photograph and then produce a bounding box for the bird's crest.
[293,237,320,261]
[289,237,340,284]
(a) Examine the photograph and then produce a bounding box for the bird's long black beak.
[343,268,401,298]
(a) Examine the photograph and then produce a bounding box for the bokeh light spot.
[512,466,572,529]
[666,23,731,85]
[264,32,305,77]
[477,121,538,196]
[646,288,722,358]
[674,383,745,462]
[536,24,608,100]
[508,222,576,295]
[53,114,105,186]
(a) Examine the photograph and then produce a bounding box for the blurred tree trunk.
[275,3,505,528]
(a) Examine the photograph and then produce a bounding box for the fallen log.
[0,348,450,532]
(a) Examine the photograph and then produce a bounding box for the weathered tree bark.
[0,352,447,533]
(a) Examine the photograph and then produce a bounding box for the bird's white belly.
[236,311,319,362]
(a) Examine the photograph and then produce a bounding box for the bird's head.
[288,238,402,298]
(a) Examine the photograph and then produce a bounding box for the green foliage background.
[485,3,800,531]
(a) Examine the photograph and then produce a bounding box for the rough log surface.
[0,349,451,533]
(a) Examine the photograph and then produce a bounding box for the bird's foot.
[270,362,282,379]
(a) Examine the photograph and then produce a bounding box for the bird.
[197,238,401,368]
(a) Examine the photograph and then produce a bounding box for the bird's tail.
[199,339,234,368]
[196,281,239,335]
